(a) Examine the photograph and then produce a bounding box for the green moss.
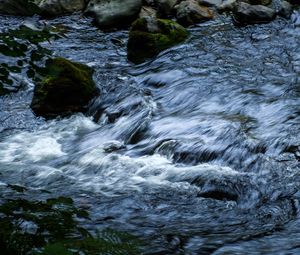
[31,58,98,118]
[127,18,188,64]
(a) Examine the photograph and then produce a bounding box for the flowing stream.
[0,12,300,254]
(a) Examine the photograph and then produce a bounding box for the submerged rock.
[127,17,188,64]
[31,58,98,118]
[0,84,6,96]
[85,0,142,30]
[233,2,276,25]
[175,0,214,27]
[38,0,86,16]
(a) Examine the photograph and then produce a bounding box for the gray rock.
[175,0,214,27]
[139,6,157,18]
[218,0,237,12]
[38,0,86,16]
[277,0,292,18]
[85,0,142,30]
[233,2,276,25]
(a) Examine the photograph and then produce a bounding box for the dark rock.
[247,0,272,6]
[31,58,98,118]
[85,0,142,30]
[233,2,276,25]
[198,0,223,7]
[38,0,86,16]
[198,189,239,201]
[0,84,6,96]
[175,0,214,27]
[156,0,178,17]
[0,0,41,16]
[127,17,188,64]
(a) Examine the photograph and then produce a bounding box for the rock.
[85,0,142,30]
[291,11,300,26]
[217,0,237,12]
[127,17,188,64]
[103,141,126,152]
[0,0,41,16]
[247,0,272,6]
[277,0,292,18]
[139,6,157,18]
[198,0,223,7]
[38,0,86,16]
[31,58,98,118]
[175,0,214,27]
[288,0,300,4]
[143,0,155,5]
[233,2,276,25]
[156,0,178,17]
[0,84,6,96]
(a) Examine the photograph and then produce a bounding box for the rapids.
[0,12,300,254]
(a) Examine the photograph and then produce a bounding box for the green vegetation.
[0,187,142,255]
[0,23,64,95]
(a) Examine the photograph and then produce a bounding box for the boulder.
[127,17,188,63]
[277,0,292,18]
[38,0,86,16]
[175,0,214,27]
[85,0,142,30]
[31,58,98,118]
[156,0,178,17]
[0,0,41,16]
[233,2,276,25]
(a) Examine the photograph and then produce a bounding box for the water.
[0,12,300,254]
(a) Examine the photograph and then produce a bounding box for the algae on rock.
[127,17,188,64]
[31,57,98,118]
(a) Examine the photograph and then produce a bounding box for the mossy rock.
[127,17,188,64]
[31,58,98,118]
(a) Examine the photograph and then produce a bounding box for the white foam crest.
[0,115,99,163]
[66,151,242,194]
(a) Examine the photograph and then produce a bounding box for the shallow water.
[0,12,300,254]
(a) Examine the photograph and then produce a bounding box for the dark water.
[0,12,300,254]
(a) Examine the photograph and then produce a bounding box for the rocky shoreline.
[0,0,296,62]
[0,0,298,117]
